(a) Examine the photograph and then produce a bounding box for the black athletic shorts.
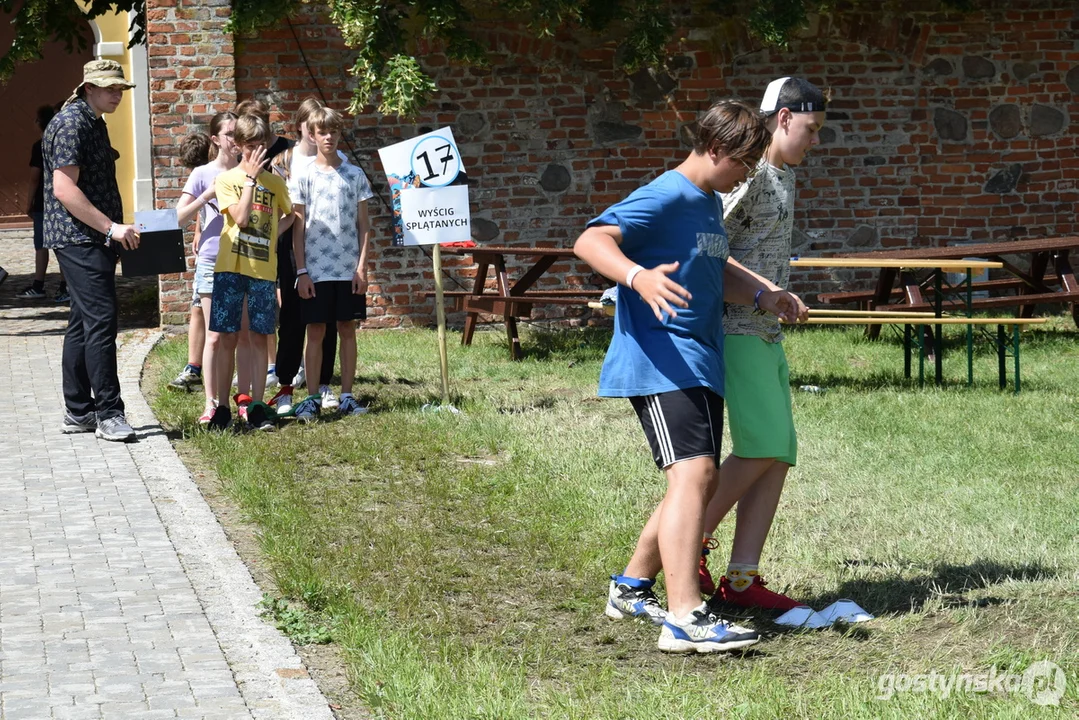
[300,280,367,325]
[629,387,724,469]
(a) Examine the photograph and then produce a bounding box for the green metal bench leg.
[1013,323,1021,394]
[904,324,912,378]
[918,324,925,388]
[997,325,1006,390]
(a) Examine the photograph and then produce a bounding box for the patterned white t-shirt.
[292,161,375,283]
[721,160,796,342]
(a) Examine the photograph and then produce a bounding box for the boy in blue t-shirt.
[574,99,808,653]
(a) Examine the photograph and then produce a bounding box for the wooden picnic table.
[436,245,599,360]
[792,257,1005,386]
[831,236,1079,337]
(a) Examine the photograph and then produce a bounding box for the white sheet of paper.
[818,599,874,624]
[134,209,179,233]
[774,606,831,629]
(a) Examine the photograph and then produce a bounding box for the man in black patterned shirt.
[43,60,140,442]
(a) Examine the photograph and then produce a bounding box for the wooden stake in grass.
[432,243,452,406]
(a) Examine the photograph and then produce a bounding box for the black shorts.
[629,387,724,469]
[300,280,367,325]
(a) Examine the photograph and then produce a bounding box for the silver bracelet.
[105,222,116,242]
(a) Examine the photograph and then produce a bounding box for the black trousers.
[55,243,124,420]
[276,243,335,384]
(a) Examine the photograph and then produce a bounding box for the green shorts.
[724,334,797,466]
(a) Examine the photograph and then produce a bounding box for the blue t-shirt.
[590,170,730,398]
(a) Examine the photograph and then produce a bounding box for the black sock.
[32,280,44,291]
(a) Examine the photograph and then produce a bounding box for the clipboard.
[118,229,187,277]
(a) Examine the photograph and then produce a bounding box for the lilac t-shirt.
[181,163,226,264]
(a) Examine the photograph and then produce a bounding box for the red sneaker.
[717,575,800,611]
[699,538,720,595]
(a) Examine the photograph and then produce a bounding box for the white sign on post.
[378,126,472,409]
[378,128,470,246]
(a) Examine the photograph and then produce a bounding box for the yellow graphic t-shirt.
[215,167,292,281]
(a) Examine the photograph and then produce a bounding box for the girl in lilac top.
[176,111,238,422]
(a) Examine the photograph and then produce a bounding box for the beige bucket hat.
[64,59,135,107]
[78,59,136,91]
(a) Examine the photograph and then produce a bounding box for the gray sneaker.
[95,414,136,442]
[61,411,98,434]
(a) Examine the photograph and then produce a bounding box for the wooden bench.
[789,312,1047,392]
[818,275,1060,307]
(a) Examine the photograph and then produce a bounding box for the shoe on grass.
[234,393,252,423]
[657,604,759,654]
[95,414,136,443]
[268,385,294,416]
[716,575,800,611]
[246,401,276,432]
[293,394,321,423]
[266,365,279,389]
[338,394,368,416]
[292,365,306,389]
[207,405,232,431]
[61,411,98,434]
[167,364,203,391]
[605,576,667,625]
[319,385,339,411]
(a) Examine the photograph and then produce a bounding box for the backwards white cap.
[760,77,827,113]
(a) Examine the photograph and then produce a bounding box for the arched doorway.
[0,20,95,226]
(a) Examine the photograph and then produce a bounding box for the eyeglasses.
[740,158,761,179]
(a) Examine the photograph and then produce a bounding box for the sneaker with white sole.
[319,385,339,411]
[168,364,203,391]
[292,365,306,389]
[61,411,98,434]
[657,603,759,653]
[605,576,667,625]
[246,401,276,432]
[337,394,369,416]
[266,365,280,389]
[95,414,136,443]
[293,394,321,423]
[269,385,294,416]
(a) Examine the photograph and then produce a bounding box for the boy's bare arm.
[354,199,370,294]
[292,204,315,299]
[723,258,808,323]
[574,224,691,321]
[278,210,295,234]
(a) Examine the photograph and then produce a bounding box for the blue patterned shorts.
[209,271,277,335]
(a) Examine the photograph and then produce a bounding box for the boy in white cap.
[43,60,140,442]
[576,100,808,653]
[697,77,828,610]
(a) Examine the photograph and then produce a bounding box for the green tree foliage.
[3,0,971,117]
[0,0,145,80]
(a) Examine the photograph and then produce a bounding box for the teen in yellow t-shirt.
[206,114,292,432]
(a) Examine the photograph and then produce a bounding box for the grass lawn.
[144,318,1079,719]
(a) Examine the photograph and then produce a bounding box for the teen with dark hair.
[575,99,808,653]
[20,103,67,301]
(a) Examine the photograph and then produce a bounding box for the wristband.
[243,181,256,188]
[245,173,257,181]
[105,222,116,242]
[296,268,308,276]
[625,264,645,289]
[753,288,764,310]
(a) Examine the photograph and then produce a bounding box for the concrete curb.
[118,329,336,720]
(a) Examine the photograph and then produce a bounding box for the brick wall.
[146,0,237,325]
[148,0,1079,325]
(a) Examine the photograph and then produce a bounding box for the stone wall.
[148,0,1079,326]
